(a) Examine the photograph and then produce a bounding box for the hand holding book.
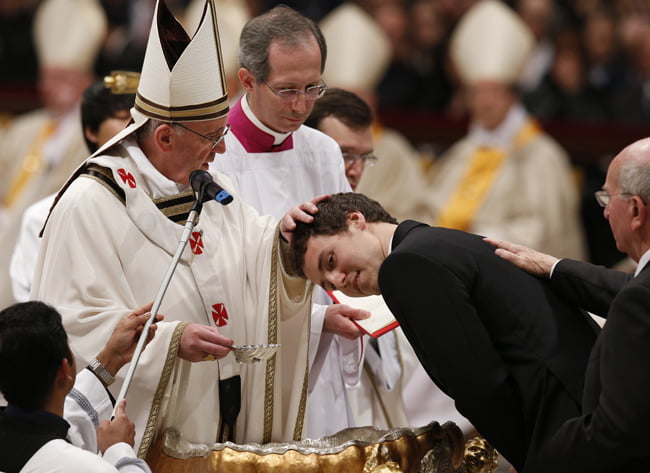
[327,290,399,338]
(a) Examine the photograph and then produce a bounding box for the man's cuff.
[549,259,563,279]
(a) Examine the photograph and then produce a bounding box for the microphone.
[190,170,234,205]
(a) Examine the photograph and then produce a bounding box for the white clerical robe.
[427,104,586,260]
[33,136,312,458]
[20,439,149,473]
[0,107,88,309]
[65,369,114,452]
[210,96,360,438]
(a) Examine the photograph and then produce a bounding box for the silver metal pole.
[111,207,200,418]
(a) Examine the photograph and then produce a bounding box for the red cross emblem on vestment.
[117,168,136,188]
[189,231,204,255]
[211,303,228,327]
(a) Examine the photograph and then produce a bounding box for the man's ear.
[238,68,255,93]
[154,123,174,151]
[630,195,647,231]
[347,210,367,229]
[84,125,99,146]
[56,358,74,386]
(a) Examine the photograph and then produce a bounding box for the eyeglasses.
[174,123,230,150]
[263,80,328,102]
[342,152,378,168]
[594,190,633,208]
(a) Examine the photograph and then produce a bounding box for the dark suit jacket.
[531,258,650,472]
[378,221,599,472]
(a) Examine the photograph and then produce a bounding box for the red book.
[327,290,399,338]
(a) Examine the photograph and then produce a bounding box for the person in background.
[427,0,585,260]
[10,74,136,302]
[0,0,107,309]
[210,5,369,439]
[304,87,376,191]
[319,1,436,224]
[0,300,156,472]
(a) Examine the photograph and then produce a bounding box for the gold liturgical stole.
[3,121,56,208]
[436,120,540,231]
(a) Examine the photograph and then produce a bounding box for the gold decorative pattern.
[263,231,280,442]
[3,121,55,208]
[152,190,195,224]
[138,321,188,458]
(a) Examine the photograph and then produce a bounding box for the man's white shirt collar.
[242,95,291,146]
[468,103,528,149]
[634,249,650,277]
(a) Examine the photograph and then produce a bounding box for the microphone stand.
[111,187,206,419]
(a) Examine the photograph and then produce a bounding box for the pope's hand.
[178,323,234,362]
[279,194,329,245]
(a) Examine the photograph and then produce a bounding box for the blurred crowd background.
[2,0,650,268]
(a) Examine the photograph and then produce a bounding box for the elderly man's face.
[163,117,229,186]
[242,35,323,133]
[602,152,634,256]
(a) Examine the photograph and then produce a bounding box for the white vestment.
[65,369,115,452]
[20,439,149,473]
[210,96,361,438]
[33,136,312,458]
[427,104,585,260]
[0,107,88,309]
[10,194,55,302]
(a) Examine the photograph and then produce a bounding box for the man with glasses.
[33,0,316,457]
[305,87,377,191]
[488,137,650,472]
[210,6,370,439]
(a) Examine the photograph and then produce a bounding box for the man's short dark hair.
[291,193,397,277]
[239,5,327,82]
[305,88,374,131]
[0,301,72,409]
[81,80,135,153]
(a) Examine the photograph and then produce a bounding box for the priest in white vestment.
[32,0,312,461]
[427,0,585,260]
[210,6,370,439]
[0,0,106,309]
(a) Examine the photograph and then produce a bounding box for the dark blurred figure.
[0,0,39,84]
[524,29,609,122]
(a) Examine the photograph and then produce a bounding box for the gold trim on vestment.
[81,165,126,204]
[293,344,309,441]
[263,232,280,442]
[138,321,188,458]
[152,190,195,224]
[3,121,55,208]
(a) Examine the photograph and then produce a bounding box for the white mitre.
[33,0,107,71]
[182,0,249,79]
[96,0,229,155]
[320,2,391,92]
[450,0,534,85]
